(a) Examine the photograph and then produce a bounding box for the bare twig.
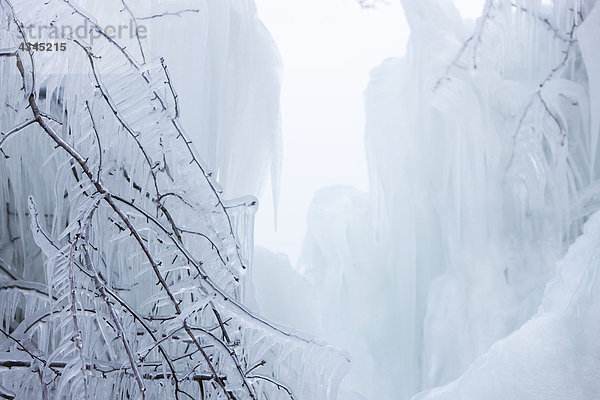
[0,384,15,400]
[0,357,221,382]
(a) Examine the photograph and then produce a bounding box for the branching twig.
[0,326,61,377]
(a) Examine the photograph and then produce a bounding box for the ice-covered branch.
[119,0,147,64]
[0,1,350,399]
[505,21,578,173]
[0,119,36,152]
[136,9,200,20]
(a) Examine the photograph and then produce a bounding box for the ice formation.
[403,1,600,395]
[2,0,599,398]
[368,0,600,397]
[0,1,346,399]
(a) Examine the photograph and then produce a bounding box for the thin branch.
[0,256,19,280]
[504,21,577,174]
[0,118,36,150]
[510,2,575,42]
[538,91,566,145]
[0,384,15,400]
[0,357,221,382]
[160,57,179,118]
[433,0,493,91]
[245,360,266,375]
[119,0,146,64]
[136,9,199,20]
[435,0,573,92]
[85,101,102,183]
[188,325,256,398]
[247,375,295,400]
[0,326,60,377]
[0,49,16,57]
[39,112,63,125]
[0,280,55,298]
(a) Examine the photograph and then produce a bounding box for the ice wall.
[364,0,600,398]
[413,206,600,398]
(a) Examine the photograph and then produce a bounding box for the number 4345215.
[19,42,67,52]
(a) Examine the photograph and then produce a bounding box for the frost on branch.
[0,1,349,399]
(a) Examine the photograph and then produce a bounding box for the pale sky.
[253,0,485,262]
